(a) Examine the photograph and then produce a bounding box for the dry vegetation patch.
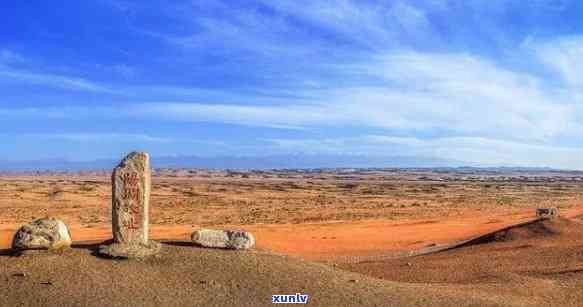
[1,170,583,228]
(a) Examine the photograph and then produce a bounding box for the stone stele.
[99,152,161,258]
[191,229,255,250]
[11,218,72,252]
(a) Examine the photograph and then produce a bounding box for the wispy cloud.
[534,35,583,89]
[0,69,115,93]
[2,45,582,140]
[267,135,583,169]
[0,132,227,146]
[49,133,173,143]
[4,0,583,167]
[0,49,25,65]
[0,48,119,93]
[131,48,581,142]
[0,132,173,143]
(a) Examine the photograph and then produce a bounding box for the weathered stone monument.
[99,152,161,258]
[191,229,255,250]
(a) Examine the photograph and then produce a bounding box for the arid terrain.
[2,168,583,305]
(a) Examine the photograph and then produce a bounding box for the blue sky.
[2,0,583,168]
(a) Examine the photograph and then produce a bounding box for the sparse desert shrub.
[47,185,65,199]
[182,190,200,197]
[79,184,96,192]
[340,183,358,189]
[496,196,515,206]
[359,187,375,194]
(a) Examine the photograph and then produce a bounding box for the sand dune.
[341,216,583,306]
[0,243,533,307]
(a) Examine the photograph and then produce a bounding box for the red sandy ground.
[3,207,583,262]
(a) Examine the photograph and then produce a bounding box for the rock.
[98,241,161,259]
[111,152,151,245]
[99,152,160,259]
[11,218,72,252]
[191,229,255,250]
[536,207,559,219]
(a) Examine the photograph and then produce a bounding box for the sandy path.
[2,208,583,261]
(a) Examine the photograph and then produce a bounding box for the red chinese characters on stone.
[121,172,142,230]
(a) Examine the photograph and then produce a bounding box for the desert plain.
[3,167,583,306]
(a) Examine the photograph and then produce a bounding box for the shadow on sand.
[0,248,15,257]
[0,240,203,259]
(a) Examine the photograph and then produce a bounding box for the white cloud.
[49,133,173,143]
[267,135,583,169]
[136,103,324,130]
[126,49,582,142]
[355,51,580,140]
[0,49,25,64]
[0,132,228,146]
[389,2,432,35]
[0,106,121,120]
[0,49,115,93]
[535,35,583,89]
[0,132,173,143]
[2,47,582,142]
[0,69,115,93]
[4,0,583,167]
[257,0,430,49]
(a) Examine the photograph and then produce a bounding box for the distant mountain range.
[0,154,475,171]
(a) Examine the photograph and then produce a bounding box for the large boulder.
[12,218,72,252]
[191,229,255,250]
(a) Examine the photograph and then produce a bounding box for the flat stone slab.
[191,229,255,250]
[98,240,161,259]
